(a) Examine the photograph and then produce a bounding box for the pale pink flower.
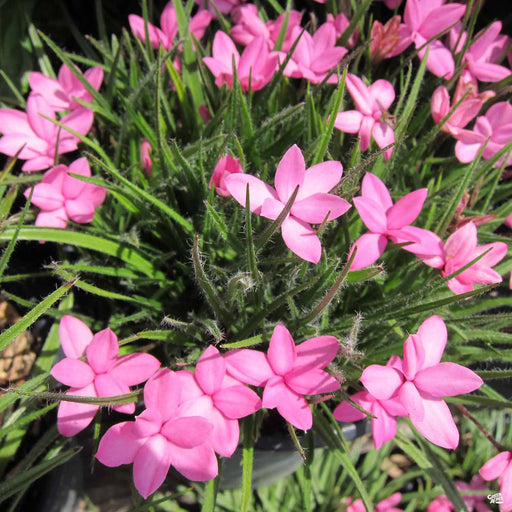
[51,315,160,437]
[129,2,211,50]
[209,155,243,197]
[370,16,404,63]
[386,0,467,79]
[454,102,512,167]
[140,139,152,176]
[175,346,261,457]
[349,172,429,269]
[96,369,218,499]
[29,64,103,112]
[480,452,512,511]
[440,222,507,294]
[203,32,278,92]
[225,144,351,263]
[361,315,483,449]
[449,22,511,83]
[334,74,396,159]
[280,25,347,84]
[325,13,359,49]
[225,323,340,430]
[0,93,93,171]
[427,475,490,512]
[24,157,106,229]
[346,493,403,512]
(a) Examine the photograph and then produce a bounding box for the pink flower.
[96,369,218,499]
[280,25,347,84]
[449,22,511,83]
[29,64,103,112]
[334,74,396,159]
[387,0,467,79]
[376,0,404,8]
[24,157,106,229]
[325,13,359,49]
[333,385,407,449]
[203,32,278,92]
[196,0,245,16]
[209,155,243,197]
[231,4,271,47]
[129,3,211,50]
[0,93,93,171]
[225,144,351,263]
[370,16,404,63]
[480,452,512,511]
[427,476,490,512]
[175,346,261,457]
[361,315,483,449]
[454,102,512,167]
[346,493,403,512]
[440,222,507,294]
[224,323,340,430]
[348,172,428,270]
[140,139,152,176]
[51,315,160,437]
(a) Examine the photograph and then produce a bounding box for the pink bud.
[140,139,152,176]
[209,155,243,197]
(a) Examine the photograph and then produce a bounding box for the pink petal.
[474,242,508,267]
[371,400,398,449]
[128,14,166,48]
[368,80,395,111]
[65,197,96,223]
[60,107,94,139]
[285,367,340,395]
[133,408,163,438]
[22,156,54,172]
[224,348,274,386]
[416,315,447,368]
[133,434,173,498]
[0,134,46,159]
[348,233,388,270]
[267,323,296,376]
[431,85,450,124]
[359,116,375,152]
[360,365,403,400]
[295,335,339,370]
[291,193,351,224]
[26,94,56,139]
[263,376,312,430]
[333,391,370,422]
[334,111,363,134]
[398,380,424,420]
[499,463,512,510]
[409,396,459,449]
[169,442,219,481]
[419,4,466,41]
[57,383,99,437]
[213,385,261,419]
[402,334,425,380]
[83,67,104,91]
[159,2,178,41]
[404,0,422,32]
[96,421,142,466]
[470,62,511,83]
[414,362,483,397]
[281,216,322,263]
[29,72,67,110]
[386,189,428,230]
[372,122,395,159]
[274,144,306,203]
[419,40,455,79]
[444,222,478,263]
[62,157,90,198]
[346,74,373,116]
[51,357,94,387]
[162,416,213,448]
[30,183,64,211]
[360,173,392,207]
[144,369,180,421]
[480,452,512,481]
[195,345,225,395]
[0,109,33,135]
[94,373,134,414]
[353,196,388,233]
[298,161,343,200]
[59,315,93,358]
[190,10,212,40]
[212,31,240,69]
[35,209,68,228]
[224,174,277,213]
[85,328,119,374]
[110,353,160,386]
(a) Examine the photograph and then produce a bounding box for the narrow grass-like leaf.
[221,334,263,349]
[241,416,255,512]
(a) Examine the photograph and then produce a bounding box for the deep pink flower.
[449,22,511,83]
[0,93,93,171]
[454,102,512,167]
[427,475,490,512]
[203,32,278,92]
[24,157,106,229]
[51,315,160,437]
[140,139,152,176]
[96,369,217,498]
[224,323,340,430]
[349,172,428,269]
[174,346,261,457]
[334,74,396,159]
[440,222,507,294]
[361,315,483,449]
[387,0,467,79]
[129,2,211,50]
[225,144,351,263]
[346,493,403,512]
[29,64,103,112]
[370,16,404,64]
[333,385,407,449]
[209,155,243,197]
[480,452,512,511]
[280,25,347,84]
